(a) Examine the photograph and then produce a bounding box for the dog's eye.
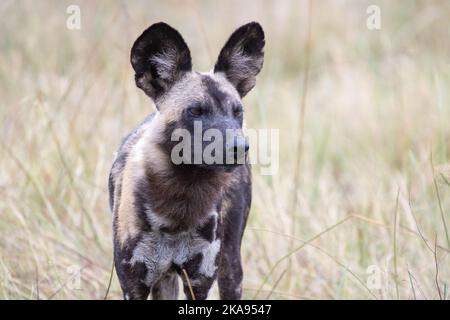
[233,108,243,117]
[189,107,203,117]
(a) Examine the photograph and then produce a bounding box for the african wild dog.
[108,22,264,300]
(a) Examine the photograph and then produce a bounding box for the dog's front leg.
[114,237,164,300]
[114,249,152,299]
[178,254,216,300]
[178,239,221,300]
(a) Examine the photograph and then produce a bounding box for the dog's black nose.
[237,141,249,153]
[230,136,249,154]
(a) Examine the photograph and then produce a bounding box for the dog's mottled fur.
[109,22,264,300]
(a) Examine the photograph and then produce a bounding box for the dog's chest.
[128,210,221,284]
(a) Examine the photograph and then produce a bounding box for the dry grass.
[0,0,449,299]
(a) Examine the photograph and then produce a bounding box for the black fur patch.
[197,215,216,243]
[108,152,128,211]
[175,253,216,300]
[180,253,203,278]
[202,75,229,114]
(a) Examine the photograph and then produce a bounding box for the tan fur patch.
[158,71,240,122]
[116,163,140,246]
[219,195,231,224]
[116,113,169,246]
[158,73,206,113]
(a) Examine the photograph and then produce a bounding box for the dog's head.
[131,22,264,170]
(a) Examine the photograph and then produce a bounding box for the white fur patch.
[151,47,178,81]
[199,239,221,278]
[145,205,170,229]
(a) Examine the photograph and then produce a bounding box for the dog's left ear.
[214,22,265,98]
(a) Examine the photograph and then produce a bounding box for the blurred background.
[0,0,449,299]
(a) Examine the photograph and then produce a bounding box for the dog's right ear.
[131,22,192,101]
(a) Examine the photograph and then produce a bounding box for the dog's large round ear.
[214,22,265,98]
[131,22,192,101]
